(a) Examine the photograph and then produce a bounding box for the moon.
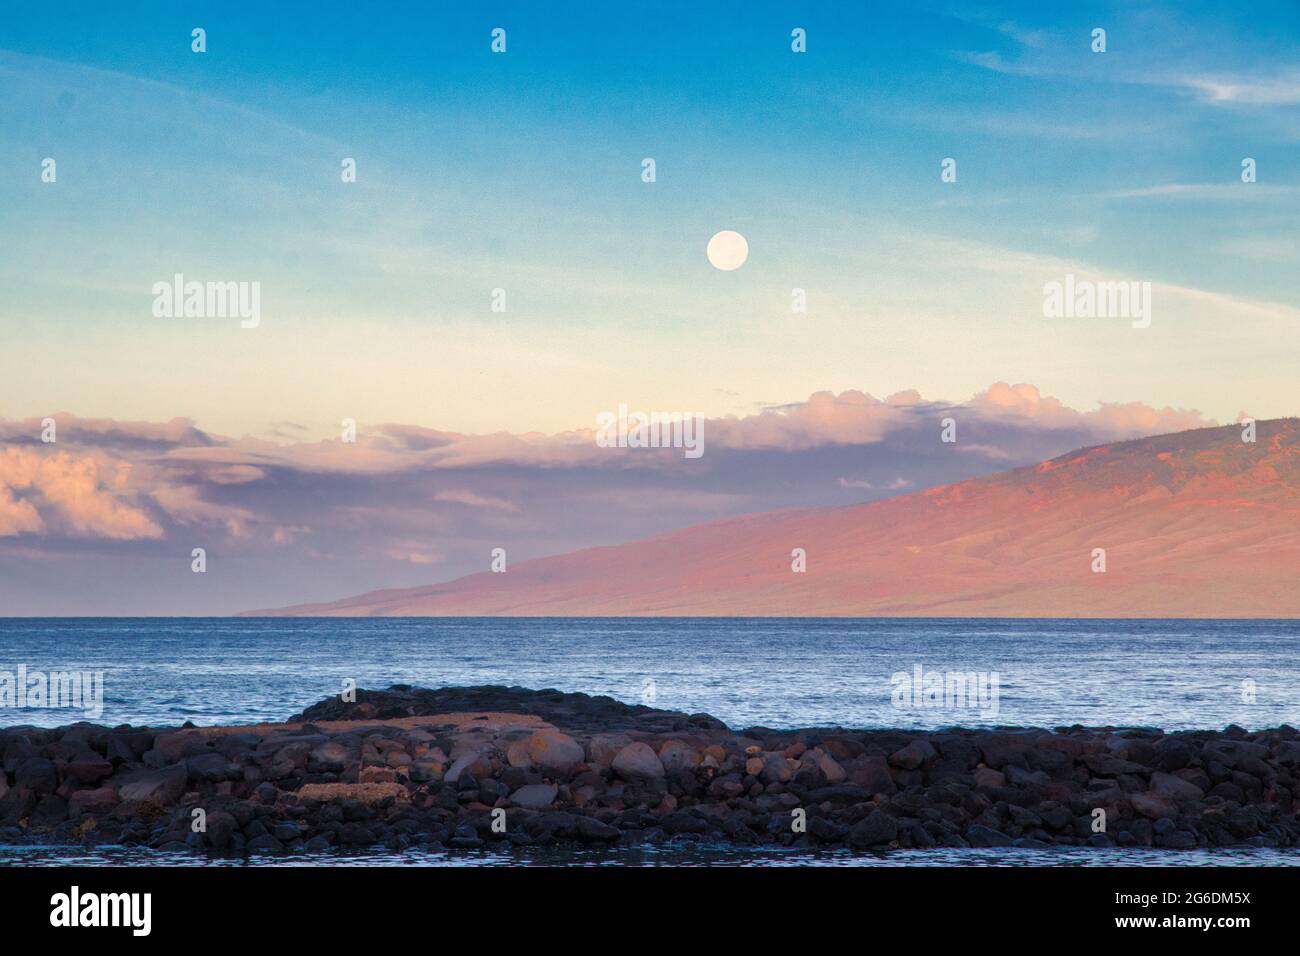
[706,230,749,271]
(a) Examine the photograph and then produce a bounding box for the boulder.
[612,742,665,780]
[31,794,69,826]
[1005,765,1051,788]
[889,739,937,770]
[1082,753,1151,776]
[205,810,239,850]
[15,757,58,792]
[506,738,534,769]
[525,731,585,774]
[972,767,1006,791]
[848,811,898,847]
[1129,792,1177,820]
[68,787,118,817]
[759,753,795,784]
[444,752,485,785]
[660,811,708,834]
[658,740,701,772]
[185,752,237,784]
[510,784,559,809]
[966,824,1014,847]
[310,741,352,770]
[572,816,620,841]
[64,757,114,785]
[1149,771,1204,801]
[152,731,209,762]
[585,734,630,768]
[116,765,187,803]
[847,755,896,796]
[1151,738,1193,772]
[813,751,846,783]
[408,760,445,783]
[246,834,285,853]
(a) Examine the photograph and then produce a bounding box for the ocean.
[0,616,1295,731]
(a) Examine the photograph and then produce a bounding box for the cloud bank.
[0,384,1212,613]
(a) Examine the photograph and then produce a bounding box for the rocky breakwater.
[2,684,1298,854]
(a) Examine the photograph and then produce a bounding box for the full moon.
[706,230,749,271]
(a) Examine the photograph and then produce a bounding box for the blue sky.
[2,0,1299,437]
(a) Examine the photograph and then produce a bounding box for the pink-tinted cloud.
[970,382,1210,437]
[0,447,162,540]
[0,485,44,536]
[0,414,214,449]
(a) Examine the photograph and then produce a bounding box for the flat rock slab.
[295,782,410,804]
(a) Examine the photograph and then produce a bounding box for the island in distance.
[246,419,1300,618]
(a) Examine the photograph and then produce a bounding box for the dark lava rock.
[7,684,1300,859]
[290,683,728,734]
[967,824,1015,848]
[848,811,897,847]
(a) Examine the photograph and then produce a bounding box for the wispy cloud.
[1096,184,1300,201]
[1179,70,1300,106]
[949,49,1054,77]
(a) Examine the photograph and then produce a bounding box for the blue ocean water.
[0,617,1295,732]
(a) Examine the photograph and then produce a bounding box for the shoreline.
[2,685,1297,855]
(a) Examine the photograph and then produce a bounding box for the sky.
[1,1,1298,612]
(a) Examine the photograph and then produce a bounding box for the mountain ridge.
[244,419,1300,618]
